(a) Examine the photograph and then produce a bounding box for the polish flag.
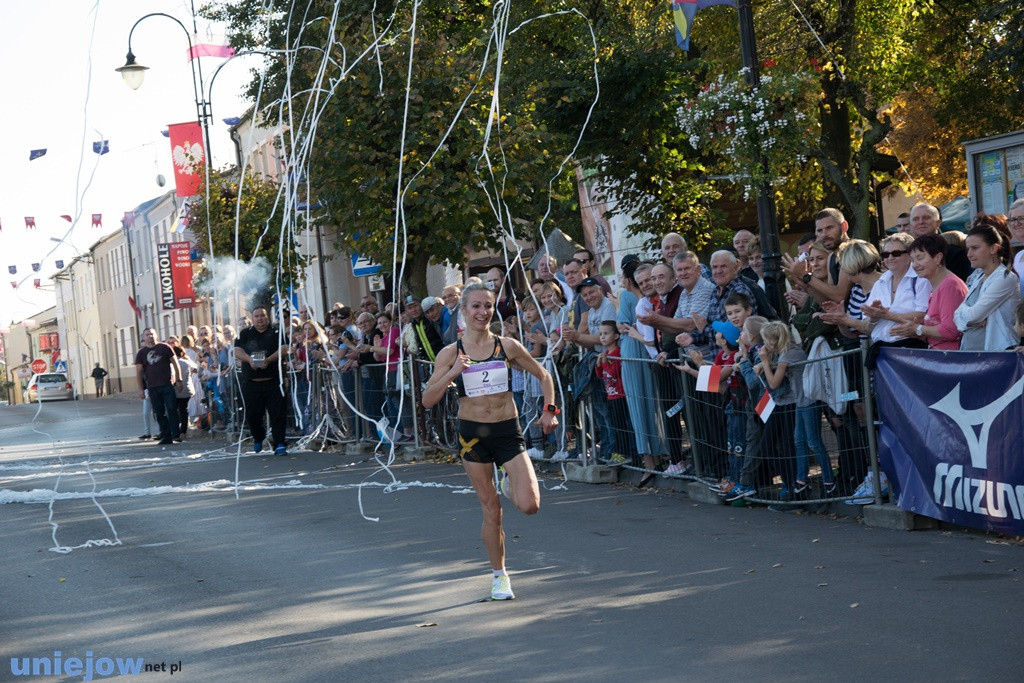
[167,121,205,197]
[696,364,722,393]
[755,390,776,423]
[187,44,235,61]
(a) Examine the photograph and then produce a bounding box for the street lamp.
[115,8,213,174]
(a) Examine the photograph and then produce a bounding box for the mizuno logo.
[929,378,1024,470]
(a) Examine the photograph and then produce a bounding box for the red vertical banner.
[167,121,205,197]
[158,242,196,310]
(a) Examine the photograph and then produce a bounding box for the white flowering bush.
[677,66,818,198]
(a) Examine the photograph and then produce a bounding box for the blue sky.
[0,0,251,323]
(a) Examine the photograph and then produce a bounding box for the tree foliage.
[203,0,1020,272]
[187,170,308,291]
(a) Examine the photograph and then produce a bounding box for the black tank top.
[453,336,513,398]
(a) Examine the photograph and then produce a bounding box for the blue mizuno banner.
[874,348,1024,534]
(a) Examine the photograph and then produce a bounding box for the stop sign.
[31,358,47,374]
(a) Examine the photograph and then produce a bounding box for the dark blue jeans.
[149,384,179,441]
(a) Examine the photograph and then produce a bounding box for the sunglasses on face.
[881,249,907,258]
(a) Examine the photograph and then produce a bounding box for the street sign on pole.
[31,358,47,374]
[351,253,382,277]
[54,360,68,373]
[368,274,385,292]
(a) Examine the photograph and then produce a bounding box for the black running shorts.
[458,417,526,467]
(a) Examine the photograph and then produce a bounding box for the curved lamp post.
[115,11,213,168]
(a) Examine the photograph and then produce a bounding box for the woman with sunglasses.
[859,232,931,348]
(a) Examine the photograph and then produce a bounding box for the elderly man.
[671,251,756,481]
[440,285,461,343]
[733,229,756,278]
[634,262,688,471]
[536,253,574,303]
[359,295,379,316]
[636,254,716,358]
[909,202,970,280]
[661,233,686,262]
[416,296,447,362]
[561,277,618,459]
[677,251,760,352]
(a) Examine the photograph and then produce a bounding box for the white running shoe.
[491,574,515,600]
[527,448,544,460]
[551,450,570,461]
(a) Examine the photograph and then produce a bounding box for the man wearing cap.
[561,277,618,457]
[406,296,445,362]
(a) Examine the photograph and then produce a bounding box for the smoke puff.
[196,256,272,300]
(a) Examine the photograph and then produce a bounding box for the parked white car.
[26,373,74,402]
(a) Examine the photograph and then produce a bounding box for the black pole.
[737,0,787,321]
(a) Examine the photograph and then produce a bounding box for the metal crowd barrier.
[411,340,884,506]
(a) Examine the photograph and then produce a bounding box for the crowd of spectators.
[134,200,1024,505]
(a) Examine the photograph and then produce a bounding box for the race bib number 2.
[462,360,509,397]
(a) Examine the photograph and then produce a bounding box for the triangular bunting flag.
[60,215,72,222]
[10,281,17,289]
[755,389,776,423]
[31,263,40,272]
[8,265,16,275]
[696,364,722,393]
[91,213,102,228]
[25,217,35,229]
[56,260,64,269]
[33,279,41,289]
[93,140,110,155]
[29,149,47,160]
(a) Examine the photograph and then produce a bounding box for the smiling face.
[910,248,942,280]
[674,258,700,290]
[909,205,939,237]
[376,315,391,334]
[635,267,655,297]
[650,264,674,296]
[809,247,830,281]
[580,284,604,310]
[1009,206,1024,244]
[880,239,912,277]
[461,290,496,330]
[661,235,684,262]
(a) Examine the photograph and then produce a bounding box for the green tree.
[187,170,309,293]
[205,0,585,297]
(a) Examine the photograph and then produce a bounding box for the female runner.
[421,282,559,600]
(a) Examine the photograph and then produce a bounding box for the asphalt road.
[1,396,1022,682]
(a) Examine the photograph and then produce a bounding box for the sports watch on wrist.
[544,404,561,415]
[916,324,924,337]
